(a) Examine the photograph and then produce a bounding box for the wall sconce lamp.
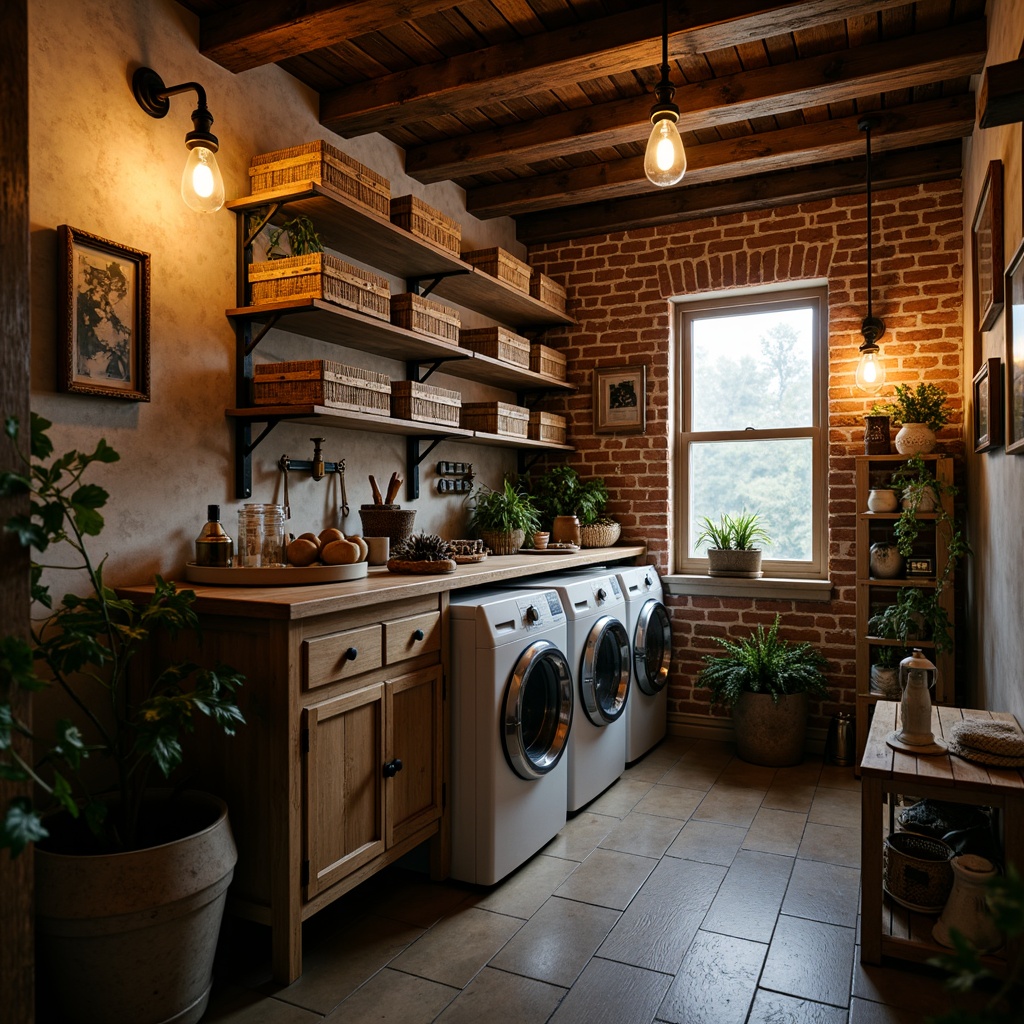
[855,117,886,393]
[132,66,225,214]
[644,0,686,188]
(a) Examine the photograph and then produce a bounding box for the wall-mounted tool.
[279,438,346,517]
[436,461,474,494]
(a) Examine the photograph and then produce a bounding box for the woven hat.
[947,719,1024,767]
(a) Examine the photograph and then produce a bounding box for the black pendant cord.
[864,121,874,323]
[858,116,883,346]
[661,0,669,83]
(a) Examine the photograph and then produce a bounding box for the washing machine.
[449,587,574,885]
[509,572,631,812]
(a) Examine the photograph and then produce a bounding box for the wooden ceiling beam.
[467,93,975,219]
[200,0,465,73]
[406,19,985,184]
[320,0,908,136]
[516,142,963,245]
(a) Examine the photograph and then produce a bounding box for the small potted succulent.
[871,383,952,455]
[695,510,771,578]
[467,479,540,555]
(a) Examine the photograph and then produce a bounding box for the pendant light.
[855,117,886,393]
[644,0,686,187]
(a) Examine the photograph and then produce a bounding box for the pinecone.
[390,532,453,562]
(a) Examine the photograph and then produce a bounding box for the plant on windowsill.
[696,614,830,766]
[0,413,245,1024]
[468,478,540,555]
[526,465,619,547]
[695,509,771,579]
[870,382,952,455]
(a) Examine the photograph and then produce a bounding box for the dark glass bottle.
[195,504,234,567]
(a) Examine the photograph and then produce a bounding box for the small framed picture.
[906,557,935,578]
[1006,239,1024,455]
[973,357,1003,453]
[971,160,1004,337]
[58,225,151,401]
[593,364,647,434]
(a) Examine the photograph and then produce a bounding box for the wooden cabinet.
[854,454,956,766]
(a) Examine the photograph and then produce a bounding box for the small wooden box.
[253,360,391,414]
[248,253,390,320]
[248,140,390,217]
[528,411,567,445]
[530,272,567,314]
[390,380,461,428]
[390,196,461,256]
[459,326,531,368]
[390,293,461,345]
[460,401,530,438]
[461,247,532,294]
[529,344,567,380]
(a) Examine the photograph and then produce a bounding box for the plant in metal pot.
[0,413,245,1024]
[468,478,540,555]
[695,509,772,578]
[697,614,829,766]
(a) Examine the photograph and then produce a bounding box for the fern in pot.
[468,479,540,555]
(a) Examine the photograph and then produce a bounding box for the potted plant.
[868,587,953,655]
[527,465,618,547]
[468,478,540,555]
[869,643,901,699]
[872,383,952,455]
[695,510,771,578]
[0,414,245,1024]
[697,614,830,766]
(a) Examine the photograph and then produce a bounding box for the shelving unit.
[854,454,956,767]
[226,182,576,498]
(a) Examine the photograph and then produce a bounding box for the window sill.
[663,575,833,602]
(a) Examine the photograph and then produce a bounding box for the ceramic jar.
[894,422,937,455]
[869,541,904,579]
[933,855,1002,952]
[550,515,581,546]
[867,488,899,513]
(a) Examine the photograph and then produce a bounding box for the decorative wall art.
[971,160,1004,339]
[1005,239,1024,455]
[58,226,151,401]
[972,357,1003,453]
[593,364,647,434]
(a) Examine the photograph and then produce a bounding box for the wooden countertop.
[118,544,647,620]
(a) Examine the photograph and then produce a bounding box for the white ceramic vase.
[867,488,899,513]
[933,855,1002,953]
[894,423,937,454]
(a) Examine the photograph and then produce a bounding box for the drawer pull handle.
[412,629,425,642]
[344,647,358,662]
[382,758,403,778]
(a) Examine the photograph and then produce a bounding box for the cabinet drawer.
[383,611,441,666]
[305,624,383,689]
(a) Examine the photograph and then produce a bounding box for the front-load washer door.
[503,639,574,780]
[634,600,672,696]
[579,616,631,726]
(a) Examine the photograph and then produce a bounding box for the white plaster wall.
[28,0,522,590]
[962,0,1024,719]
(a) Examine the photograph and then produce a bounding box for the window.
[674,286,828,579]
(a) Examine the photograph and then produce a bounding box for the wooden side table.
[860,701,1024,967]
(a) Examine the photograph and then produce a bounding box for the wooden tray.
[519,545,580,555]
[184,562,368,585]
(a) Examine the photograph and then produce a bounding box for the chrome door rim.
[634,600,672,696]
[579,616,630,725]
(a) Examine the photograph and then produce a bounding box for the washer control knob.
[525,605,540,624]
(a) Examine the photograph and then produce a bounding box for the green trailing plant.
[0,414,245,856]
[250,212,323,259]
[695,510,772,551]
[872,382,952,431]
[868,586,953,655]
[697,615,830,710]
[526,465,610,528]
[468,479,540,536]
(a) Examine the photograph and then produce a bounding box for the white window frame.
[673,284,829,581]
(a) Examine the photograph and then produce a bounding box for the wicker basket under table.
[529,344,567,380]
[390,195,461,256]
[459,327,530,368]
[248,253,390,321]
[460,401,529,438]
[253,360,390,414]
[390,380,462,428]
[461,247,532,295]
[390,293,461,345]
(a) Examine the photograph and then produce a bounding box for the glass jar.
[237,503,287,567]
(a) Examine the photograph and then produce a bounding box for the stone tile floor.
[205,736,980,1023]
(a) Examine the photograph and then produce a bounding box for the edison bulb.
[855,347,886,393]
[644,116,686,187]
[181,146,225,213]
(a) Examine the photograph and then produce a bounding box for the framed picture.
[1005,239,1024,454]
[58,225,151,401]
[972,357,1003,453]
[593,364,647,434]
[971,160,1004,337]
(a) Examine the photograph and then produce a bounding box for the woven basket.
[459,327,530,368]
[358,507,416,545]
[883,832,954,912]
[580,521,621,548]
[460,401,529,438]
[461,247,532,294]
[529,344,567,380]
[528,411,567,445]
[480,529,525,556]
[248,140,390,216]
[390,380,461,427]
[530,272,567,314]
[253,359,390,413]
[390,195,461,256]
[248,253,390,320]
[390,293,461,345]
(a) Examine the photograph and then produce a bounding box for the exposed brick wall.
[528,179,965,734]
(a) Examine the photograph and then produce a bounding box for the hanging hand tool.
[337,459,349,519]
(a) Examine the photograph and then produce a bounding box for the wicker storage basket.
[390,380,462,427]
[390,293,461,345]
[460,401,530,438]
[530,272,567,314]
[580,520,621,548]
[248,140,390,216]
[358,506,417,545]
[248,253,390,320]
[480,529,525,557]
[528,411,567,445]
[390,196,461,256]
[883,832,954,912]
[529,344,567,380]
[461,247,532,294]
[459,327,531,368]
[253,360,390,413]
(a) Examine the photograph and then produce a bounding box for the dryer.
[510,572,631,812]
[449,587,573,885]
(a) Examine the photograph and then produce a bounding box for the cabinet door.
[304,683,386,898]
[386,666,443,847]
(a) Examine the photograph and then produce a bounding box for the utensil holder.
[358,507,416,545]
